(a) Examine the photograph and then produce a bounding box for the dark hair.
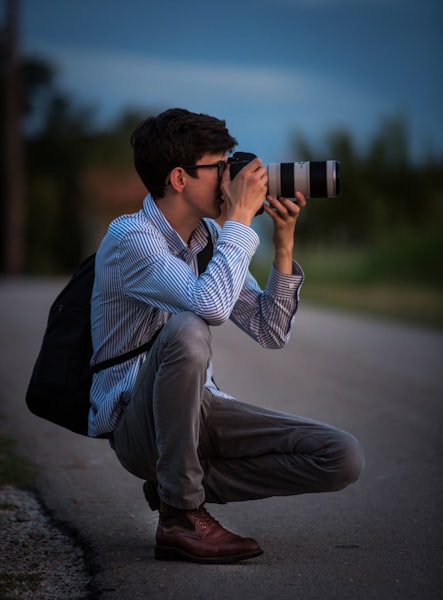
[130,108,237,198]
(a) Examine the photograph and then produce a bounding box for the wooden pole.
[4,0,25,274]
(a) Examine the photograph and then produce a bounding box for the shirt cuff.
[267,261,304,298]
[217,220,260,257]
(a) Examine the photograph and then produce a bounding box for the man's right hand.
[220,157,268,226]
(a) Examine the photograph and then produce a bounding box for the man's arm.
[229,190,307,348]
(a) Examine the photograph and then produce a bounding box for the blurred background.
[1,0,442,327]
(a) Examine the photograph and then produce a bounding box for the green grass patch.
[0,429,37,488]
[0,572,43,599]
[301,282,443,328]
[295,233,443,287]
[0,501,17,510]
[0,427,40,600]
[250,233,443,329]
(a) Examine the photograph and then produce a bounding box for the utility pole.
[4,0,25,274]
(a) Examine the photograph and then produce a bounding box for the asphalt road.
[1,278,442,600]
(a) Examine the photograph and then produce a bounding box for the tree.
[289,116,443,249]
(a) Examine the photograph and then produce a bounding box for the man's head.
[130,108,237,199]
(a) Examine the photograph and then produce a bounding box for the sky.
[5,0,443,163]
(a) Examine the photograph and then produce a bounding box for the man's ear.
[169,167,186,192]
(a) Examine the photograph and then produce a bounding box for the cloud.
[255,0,404,9]
[26,41,380,120]
[23,40,395,160]
[258,0,404,6]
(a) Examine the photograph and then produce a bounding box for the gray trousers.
[112,312,364,510]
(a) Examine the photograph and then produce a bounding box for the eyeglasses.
[182,161,226,178]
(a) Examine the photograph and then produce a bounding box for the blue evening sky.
[8,0,443,162]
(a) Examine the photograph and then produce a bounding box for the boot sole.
[155,545,263,564]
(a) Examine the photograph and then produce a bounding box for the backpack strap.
[92,220,214,374]
[197,220,214,274]
[90,334,160,373]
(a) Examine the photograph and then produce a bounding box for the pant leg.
[111,311,212,510]
[198,393,365,504]
[111,311,364,509]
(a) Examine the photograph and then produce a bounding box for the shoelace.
[189,506,221,530]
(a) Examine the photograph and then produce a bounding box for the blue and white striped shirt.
[89,194,304,436]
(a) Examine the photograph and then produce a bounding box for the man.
[90,108,364,564]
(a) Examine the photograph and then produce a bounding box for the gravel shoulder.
[0,485,92,599]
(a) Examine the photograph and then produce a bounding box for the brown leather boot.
[155,503,263,564]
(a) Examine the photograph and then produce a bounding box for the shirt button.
[288,283,296,289]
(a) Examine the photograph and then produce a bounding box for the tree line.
[1,51,442,285]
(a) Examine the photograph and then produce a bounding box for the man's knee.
[162,312,211,364]
[330,431,365,491]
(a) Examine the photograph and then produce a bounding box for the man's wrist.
[224,209,254,227]
[219,220,259,256]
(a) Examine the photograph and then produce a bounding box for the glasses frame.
[181,161,226,178]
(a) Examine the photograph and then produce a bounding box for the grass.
[250,236,443,329]
[300,281,443,328]
[0,429,37,488]
[0,422,39,600]
[0,573,43,599]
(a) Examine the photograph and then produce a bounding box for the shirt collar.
[142,194,210,255]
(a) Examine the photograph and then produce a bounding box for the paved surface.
[1,278,442,599]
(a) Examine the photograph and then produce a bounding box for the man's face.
[182,153,227,220]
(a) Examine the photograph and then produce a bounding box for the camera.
[228,152,341,205]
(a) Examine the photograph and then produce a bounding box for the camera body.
[228,152,340,211]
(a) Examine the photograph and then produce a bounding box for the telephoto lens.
[228,152,340,199]
[267,161,340,199]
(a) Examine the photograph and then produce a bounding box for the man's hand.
[262,191,307,274]
[220,158,268,226]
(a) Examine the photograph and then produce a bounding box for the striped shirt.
[89,194,304,437]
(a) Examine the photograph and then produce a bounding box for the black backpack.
[26,233,213,436]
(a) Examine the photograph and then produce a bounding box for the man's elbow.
[258,334,289,350]
[199,307,231,327]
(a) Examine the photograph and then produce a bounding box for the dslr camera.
[228,152,340,214]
